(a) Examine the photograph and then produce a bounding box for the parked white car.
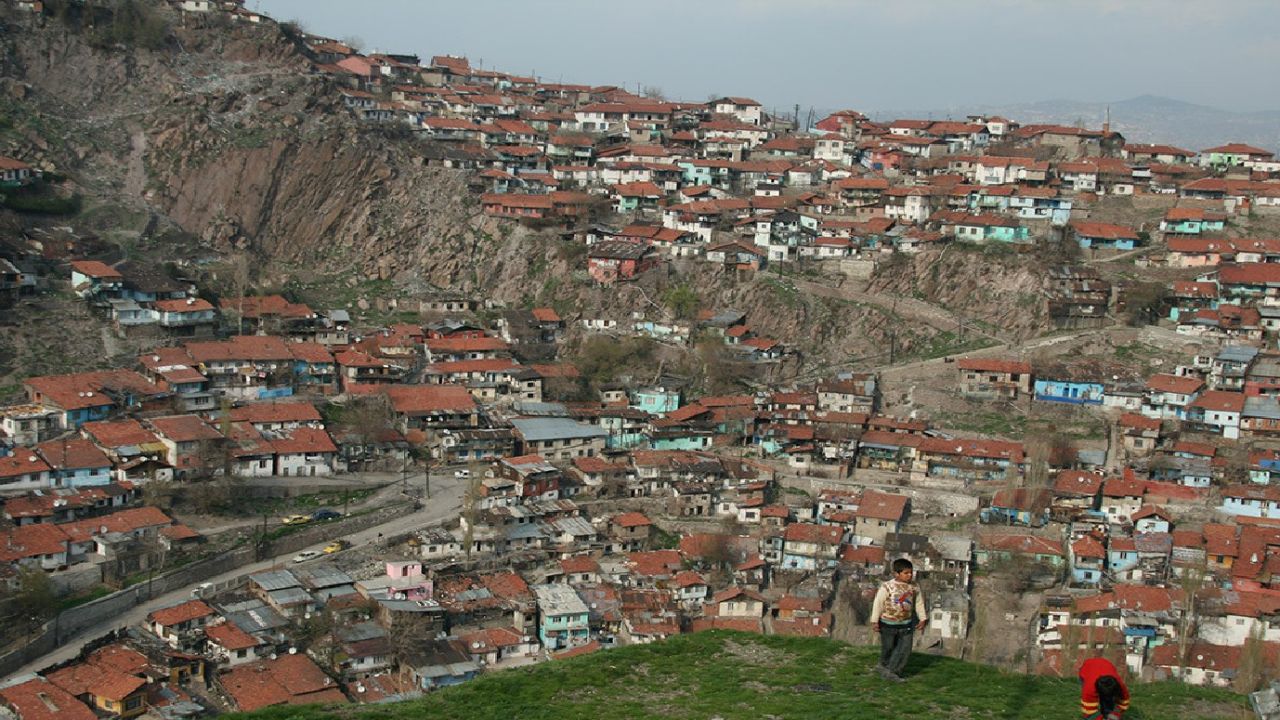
[292,550,323,564]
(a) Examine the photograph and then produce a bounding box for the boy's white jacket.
[869,579,927,624]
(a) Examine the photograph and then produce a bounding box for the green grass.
[57,585,114,611]
[223,632,1248,720]
[935,410,1029,438]
[901,331,996,363]
[761,276,801,308]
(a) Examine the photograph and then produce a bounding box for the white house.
[710,97,763,126]
[270,428,340,477]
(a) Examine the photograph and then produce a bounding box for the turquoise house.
[1034,378,1105,405]
[533,584,591,651]
[677,161,714,186]
[631,386,681,417]
[650,433,713,451]
[984,224,1031,243]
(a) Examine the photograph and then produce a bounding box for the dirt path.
[124,129,148,200]
[793,278,1008,343]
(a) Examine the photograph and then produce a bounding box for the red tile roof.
[957,358,1032,374]
[560,555,600,574]
[978,533,1063,557]
[840,544,886,565]
[47,662,146,702]
[1145,373,1203,395]
[0,449,51,479]
[85,644,149,676]
[918,436,1024,462]
[1070,221,1138,240]
[227,402,323,424]
[0,522,69,562]
[1071,536,1106,559]
[288,343,335,364]
[1219,263,1280,286]
[219,654,345,711]
[270,427,337,455]
[147,599,214,627]
[1118,413,1161,432]
[70,260,123,280]
[613,512,652,528]
[185,336,294,363]
[628,550,682,577]
[854,490,909,521]
[1103,477,1146,498]
[34,437,112,470]
[25,370,166,410]
[206,622,261,651]
[673,570,706,588]
[553,640,602,659]
[0,678,97,720]
[219,295,313,319]
[783,522,844,545]
[425,336,509,353]
[690,616,763,633]
[481,571,531,601]
[154,298,215,313]
[383,384,476,414]
[82,418,161,449]
[1189,390,1245,413]
[149,414,223,443]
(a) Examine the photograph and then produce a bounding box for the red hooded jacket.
[1078,657,1130,717]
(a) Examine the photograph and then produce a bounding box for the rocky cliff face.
[867,247,1052,340]
[0,6,1052,386]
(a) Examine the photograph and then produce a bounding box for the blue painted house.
[1107,537,1139,574]
[1219,484,1280,518]
[1069,535,1107,586]
[38,437,113,488]
[408,639,481,690]
[1072,221,1140,251]
[981,487,1052,527]
[533,583,591,650]
[1034,377,1105,405]
[1250,449,1280,484]
[631,386,682,417]
[1159,208,1226,235]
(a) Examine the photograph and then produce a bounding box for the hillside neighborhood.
[2,1,1280,719]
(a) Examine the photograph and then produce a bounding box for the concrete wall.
[50,564,104,596]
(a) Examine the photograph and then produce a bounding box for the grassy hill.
[227,632,1250,720]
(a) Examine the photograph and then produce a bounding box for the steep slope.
[223,632,1246,720]
[0,5,1050,385]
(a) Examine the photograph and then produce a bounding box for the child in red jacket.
[1078,657,1130,719]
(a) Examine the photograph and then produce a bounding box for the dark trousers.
[878,622,915,675]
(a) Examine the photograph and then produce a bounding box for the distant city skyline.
[254,0,1280,115]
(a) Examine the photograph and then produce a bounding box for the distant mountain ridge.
[859,95,1280,153]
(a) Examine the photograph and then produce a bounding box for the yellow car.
[281,514,311,526]
[323,540,350,554]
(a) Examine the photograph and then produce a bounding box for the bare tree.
[1235,624,1268,693]
[1176,557,1208,682]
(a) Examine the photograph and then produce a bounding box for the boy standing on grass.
[870,558,927,682]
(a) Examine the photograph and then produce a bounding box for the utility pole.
[424,456,431,500]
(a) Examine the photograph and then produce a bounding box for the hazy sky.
[253,0,1280,114]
